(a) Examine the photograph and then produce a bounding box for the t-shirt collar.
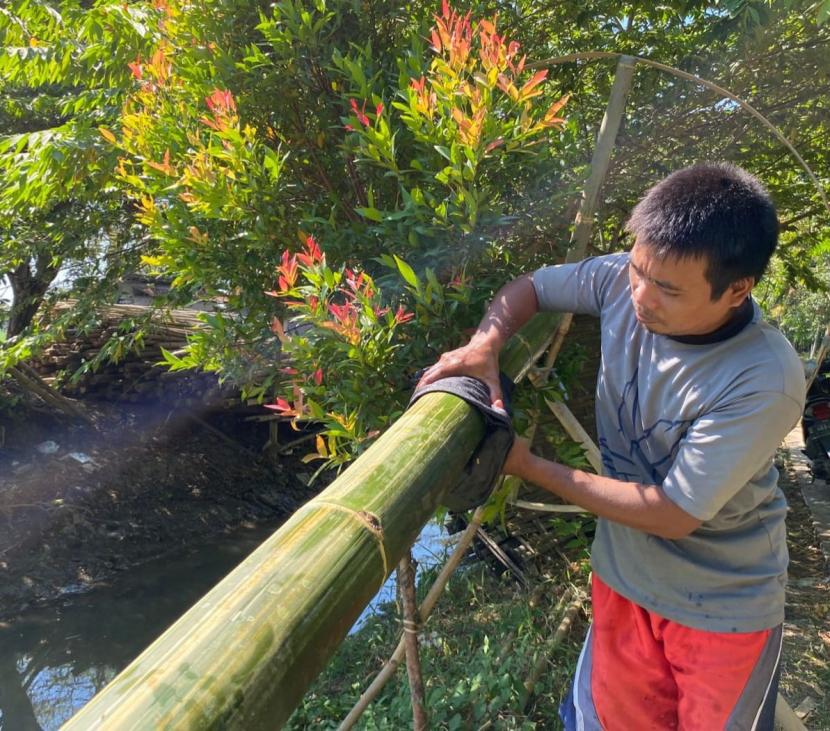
[667,297,755,345]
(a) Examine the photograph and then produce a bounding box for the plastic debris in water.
[67,452,94,465]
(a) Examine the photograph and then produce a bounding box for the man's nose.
[632,279,657,311]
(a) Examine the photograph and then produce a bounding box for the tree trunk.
[5,254,59,337]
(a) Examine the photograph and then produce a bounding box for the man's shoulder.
[532,251,631,316]
[584,251,630,270]
[725,314,805,405]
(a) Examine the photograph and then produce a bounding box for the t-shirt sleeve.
[533,254,627,316]
[661,390,803,521]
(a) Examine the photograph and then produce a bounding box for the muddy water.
[0,521,447,729]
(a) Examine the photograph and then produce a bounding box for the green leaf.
[393,254,419,289]
[355,206,383,222]
[433,145,451,161]
[262,146,284,181]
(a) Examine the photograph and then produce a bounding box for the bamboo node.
[304,501,390,579]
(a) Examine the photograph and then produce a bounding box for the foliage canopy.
[1,0,828,462]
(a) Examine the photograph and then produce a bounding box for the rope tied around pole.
[297,500,390,581]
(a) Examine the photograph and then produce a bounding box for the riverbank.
[0,399,317,621]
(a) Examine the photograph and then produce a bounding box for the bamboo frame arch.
[528,51,830,216]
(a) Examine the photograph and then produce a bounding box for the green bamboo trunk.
[62,314,559,730]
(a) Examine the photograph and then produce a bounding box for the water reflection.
[0,521,448,729]
[0,526,273,730]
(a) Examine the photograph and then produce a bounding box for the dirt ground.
[0,398,318,621]
[1,391,827,727]
[778,434,830,730]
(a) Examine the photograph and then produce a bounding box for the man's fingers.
[488,381,503,407]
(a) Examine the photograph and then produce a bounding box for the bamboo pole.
[338,508,485,731]
[398,552,428,730]
[527,52,829,217]
[63,316,560,731]
[536,55,635,376]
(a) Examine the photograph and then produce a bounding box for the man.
[419,163,805,730]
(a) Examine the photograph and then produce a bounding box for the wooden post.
[398,552,427,730]
[539,55,636,376]
[338,508,485,731]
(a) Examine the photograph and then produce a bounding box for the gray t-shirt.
[533,253,805,632]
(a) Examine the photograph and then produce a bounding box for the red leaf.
[394,305,414,324]
[264,397,293,413]
[128,59,143,80]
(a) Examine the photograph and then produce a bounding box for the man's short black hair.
[625,162,779,300]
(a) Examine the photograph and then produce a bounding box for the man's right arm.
[416,273,539,405]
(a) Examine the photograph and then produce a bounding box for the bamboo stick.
[398,552,428,731]
[475,526,528,587]
[775,694,809,731]
[10,365,91,423]
[536,54,635,377]
[337,508,485,731]
[518,591,584,712]
[515,63,632,515]
[527,52,829,217]
[511,500,587,514]
[63,316,560,731]
[544,399,602,473]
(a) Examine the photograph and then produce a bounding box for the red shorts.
[562,575,782,730]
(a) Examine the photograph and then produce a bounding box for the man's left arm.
[503,439,701,540]
[505,388,804,540]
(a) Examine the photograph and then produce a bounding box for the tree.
[0,0,161,358]
[1,0,827,450]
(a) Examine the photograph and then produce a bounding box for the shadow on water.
[0,521,448,729]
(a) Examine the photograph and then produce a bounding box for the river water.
[0,521,447,730]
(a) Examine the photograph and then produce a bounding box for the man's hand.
[417,337,503,406]
[417,274,539,408]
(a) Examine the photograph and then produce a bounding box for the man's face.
[628,240,752,337]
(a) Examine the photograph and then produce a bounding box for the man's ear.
[726,276,754,306]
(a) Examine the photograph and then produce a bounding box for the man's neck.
[668,297,754,345]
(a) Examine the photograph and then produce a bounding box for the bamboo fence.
[60,313,560,730]
[61,50,817,730]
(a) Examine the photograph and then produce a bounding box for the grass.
[287,544,591,730]
[288,441,830,730]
